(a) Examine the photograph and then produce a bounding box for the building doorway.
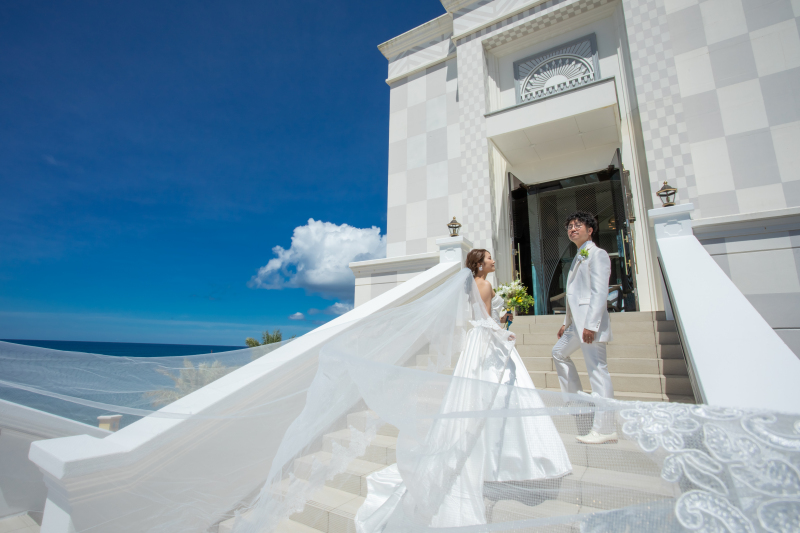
[510,155,637,315]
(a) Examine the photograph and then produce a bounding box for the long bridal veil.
[2,268,799,533]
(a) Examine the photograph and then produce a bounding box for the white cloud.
[248,219,386,300]
[308,302,354,316]
[289,312,305,320]
[328,302,353,315]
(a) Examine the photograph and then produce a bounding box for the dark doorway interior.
[510,167,637,315]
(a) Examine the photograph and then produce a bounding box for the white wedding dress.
[355,292,572,532]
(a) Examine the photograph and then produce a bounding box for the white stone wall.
[698,218,800,357]
[386,58,463,257]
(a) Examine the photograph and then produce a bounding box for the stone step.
[330,419,665,482]
[347,410,399,437]
[511,311,667,325]
[522,331,679,346]
[294,451,385,496]
[406,364,692,398]
[522,356,688,376]
[219,517,317,533]
[273,462,675,533]
[511,320,677,335]
[276,409,683,533]
[417,344,685,369]
[541,389,695,404]
[323,429,397,465]
[0,513,40,533]
[529,371,693,396]
[286,481,365,533]
[517,343,684,359]
[488,499,603,531]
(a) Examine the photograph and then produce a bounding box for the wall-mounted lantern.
[656,181,677,207]
[447,217,462,237]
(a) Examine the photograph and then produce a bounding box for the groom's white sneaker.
[576,430,618,444]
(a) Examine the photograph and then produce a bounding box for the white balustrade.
[28,244,467,532]
[650,203,800,413]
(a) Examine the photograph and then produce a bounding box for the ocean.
[1,339,245,357]
[0,339,252,428]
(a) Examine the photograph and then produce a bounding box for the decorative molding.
[350,252,439,277]
[385,52,457,86]
[450,0,550,42]
[692,206,800,240]
[485,76,614,118]
[439,0,477,13]
[513,34,599,104]
[378,14,453,60]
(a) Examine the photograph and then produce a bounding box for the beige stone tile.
[521,357,554,371]
[274,519,322,533]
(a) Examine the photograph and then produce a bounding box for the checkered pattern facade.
[386,58,462,258]
[383,1,800,352]
[454,0,615,255]
[623,0,800,217]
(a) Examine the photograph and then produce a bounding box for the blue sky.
[0,0,445,345]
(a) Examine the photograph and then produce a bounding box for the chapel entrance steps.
[510,311,695,404]
[218,311,689,533]
[244,409,679,533]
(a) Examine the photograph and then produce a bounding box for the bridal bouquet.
[495,279,535,314]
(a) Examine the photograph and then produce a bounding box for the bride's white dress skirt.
[355,296,572,531]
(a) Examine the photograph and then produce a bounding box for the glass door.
[520,168,637,315]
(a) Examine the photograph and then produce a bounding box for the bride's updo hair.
[466,249,489,276]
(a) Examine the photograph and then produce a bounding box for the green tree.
[262,329,283,345]
[245,329,292,347]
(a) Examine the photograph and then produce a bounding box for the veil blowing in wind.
[1,268,799,533]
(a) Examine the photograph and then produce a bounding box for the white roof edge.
[440,0,475,13]
[350,252,439,273]
[377,13,453,60]
[692,206,800,232]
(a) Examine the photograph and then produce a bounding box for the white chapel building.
[352,0,800,357]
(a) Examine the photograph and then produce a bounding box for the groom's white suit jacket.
[563,241,613,343]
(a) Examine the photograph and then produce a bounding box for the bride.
[355,249,572,532]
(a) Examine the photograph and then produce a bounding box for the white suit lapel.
[567,241,592,287]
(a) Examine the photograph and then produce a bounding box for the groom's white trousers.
[551,324,615,434]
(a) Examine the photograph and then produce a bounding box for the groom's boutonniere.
[578,248,590,261]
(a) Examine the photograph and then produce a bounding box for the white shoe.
[576,430,618,444]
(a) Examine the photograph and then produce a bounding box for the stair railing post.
[435,236,473,267]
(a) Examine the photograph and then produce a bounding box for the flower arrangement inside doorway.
[495,279,535,330]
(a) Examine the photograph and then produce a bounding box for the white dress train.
[355,294,572,531]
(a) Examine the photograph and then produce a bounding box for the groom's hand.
[582,329,596,343]
[557,325,565,339]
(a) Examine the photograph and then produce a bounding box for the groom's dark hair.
[564,211,599,240]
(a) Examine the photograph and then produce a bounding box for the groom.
[551,211,617,444]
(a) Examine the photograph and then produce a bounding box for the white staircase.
[220,312,687,533]
[220,405,679,533]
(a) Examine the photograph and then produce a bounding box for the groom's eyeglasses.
[566,223,584,230]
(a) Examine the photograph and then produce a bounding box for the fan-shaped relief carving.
[514,36,599,103]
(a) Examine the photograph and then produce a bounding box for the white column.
[436,236,473,267]
[648,203,694,321]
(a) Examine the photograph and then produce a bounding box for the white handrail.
[29,260,463,533]
[650,204,800,414]
[0,400,109,520]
